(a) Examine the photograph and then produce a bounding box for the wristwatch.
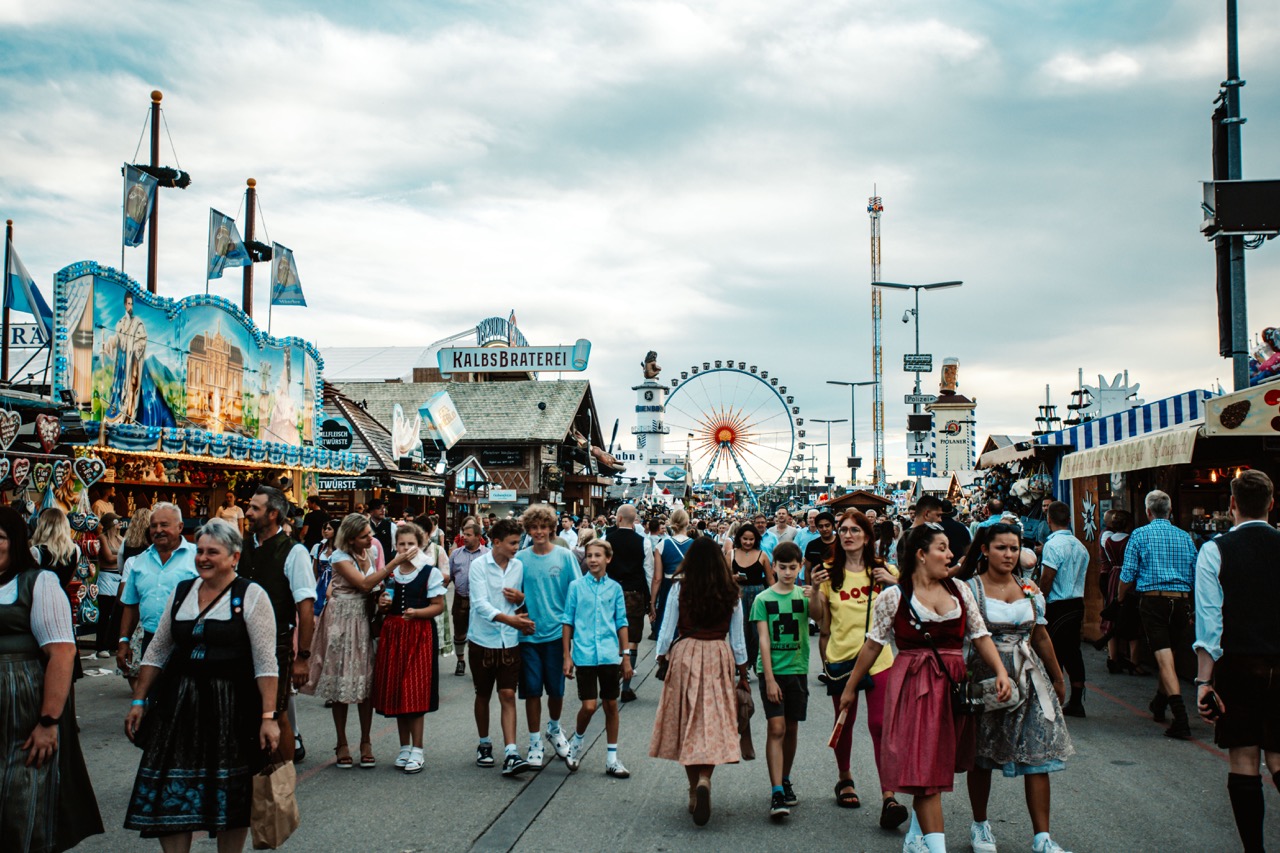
[262,711,280,720]
[38,714,61,728]
[297,650,312,660]
[1194,678,1212,688]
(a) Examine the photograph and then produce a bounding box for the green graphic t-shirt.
[750,587,810,675]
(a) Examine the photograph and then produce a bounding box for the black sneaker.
[1164,722,1192,740]
[502,753,531,776]
[619,688,638,703]
[770,791,791,820]
[455,659,466,677]
[475,743,495,768]
[781,780,798,807]
[1149,694,1168,723]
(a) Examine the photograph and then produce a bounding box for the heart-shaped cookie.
[73,457,106,488]
[0,411,19,450]
[32,462,52,492]
[35,414,61,453]
[0,458,10,485]
[11,458,30,488]
[69,512,89,532]
[52,459,72,488]
[83,513,100,532]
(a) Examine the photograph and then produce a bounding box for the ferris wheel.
[663,360,802,509]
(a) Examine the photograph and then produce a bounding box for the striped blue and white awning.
[1034,389,1216,450]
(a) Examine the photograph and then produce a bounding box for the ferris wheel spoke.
[735,440,784,478]
[729,445,774,493]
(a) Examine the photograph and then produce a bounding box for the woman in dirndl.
[650,536,749,827]
[840,523,1011,853]
[958,523,1075,853]
[0,507,103,853]
[123,518,279,852]
[372,522,445,774]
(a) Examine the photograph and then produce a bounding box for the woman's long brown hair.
[829,509,881,591]
[677,536,740,627]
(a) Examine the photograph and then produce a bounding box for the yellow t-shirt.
[821,564,898,675]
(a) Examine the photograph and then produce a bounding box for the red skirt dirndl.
[372,615,439,717]
[878,647,975,795]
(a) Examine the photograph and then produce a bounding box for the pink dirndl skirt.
[648,638,741,766]
[879,647,975,795]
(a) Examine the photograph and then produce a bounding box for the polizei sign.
[437,339,591,379]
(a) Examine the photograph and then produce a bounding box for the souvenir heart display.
[35,414,61,453]
[83,513,100,532]
[52,459,72,488]
[10,458,30,488]
[74,457,106,488]
[0,458,10,485]
[0,411,19,450]
[32,462,53,493]
[69,512,90,532]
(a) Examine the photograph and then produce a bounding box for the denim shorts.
[518,640,565,699]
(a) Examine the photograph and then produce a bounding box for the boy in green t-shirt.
[752,540,810,821]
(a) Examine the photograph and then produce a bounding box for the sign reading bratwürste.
[437,339,591,379]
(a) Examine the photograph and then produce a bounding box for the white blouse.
[866,583,991,647]
[0,571,74,646]
[981,594,1048,627]
[655,582,748,666]
[140,579,279,678]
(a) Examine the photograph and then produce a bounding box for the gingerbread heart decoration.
[0,458,9,485]
[74,457,106,488]
[35,414,61,453]
[0,411,19,450]
[68,512,89,532]
[10,458,30,488]
[52,459,72,489]
[32,462,52,493]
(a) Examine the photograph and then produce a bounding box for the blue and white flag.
[207,208,251,280]
[122,164,158,248]
[270,242,306,307]
[5,240,52,342]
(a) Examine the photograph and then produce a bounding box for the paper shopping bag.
[251,756,300,849]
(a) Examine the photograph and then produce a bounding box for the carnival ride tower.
[869,193,887,491]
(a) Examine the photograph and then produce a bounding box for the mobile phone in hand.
[1204,691,1223,722]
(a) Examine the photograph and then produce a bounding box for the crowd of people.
[2,472,1278,852]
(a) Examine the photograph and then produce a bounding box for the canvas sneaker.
[781,780,798,807]
[1032,837,1071,853]
[903,836,929,853]
[970,820,997,853]
[502,753,531,777]
[566,738,584,772]
[526,740,546,770]
[605,760,630,779]
[548,726,570,759]
[475,743,495,768]
[769,791,790,820]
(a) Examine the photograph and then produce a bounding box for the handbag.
[907,598,983,717]
[251,753,300,849]
[974,674,1023,712]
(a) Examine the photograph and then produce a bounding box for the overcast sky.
[3,0,1279,484]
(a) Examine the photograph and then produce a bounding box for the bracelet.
[131,699,146,706]
[1195,678,1213,687]
[119,636,131,644]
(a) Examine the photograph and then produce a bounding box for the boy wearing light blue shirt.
[516,505,581,768]
[562,538,632,777]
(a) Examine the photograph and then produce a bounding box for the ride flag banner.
[4,240,53,342]
[207,209,252,280]
[121,164,159,247]
[270,242,306,307]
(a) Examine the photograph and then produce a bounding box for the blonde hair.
[334,513,372,553]
[124,507,152,549]
[520,503,557,531]
[577,528,596,548]
[585,539,612,559]
[32,508,77,564]
[668,508,690,534]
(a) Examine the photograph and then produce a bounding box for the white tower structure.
[927,357,977,475]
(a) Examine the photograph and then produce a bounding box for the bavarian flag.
[122,164,158,248]
[207,209,251,280]
[5,240,53,342]
[270,242,306,306]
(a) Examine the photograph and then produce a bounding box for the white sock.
[908,809,923,838]
[529,732,540,748]
[504,743,518,756]
[1033,832,1051,849]
[923,832,947,853]
[478,736,491,745]
[547,719,561,735]
[571,731,585,744]
[606,744,618,765]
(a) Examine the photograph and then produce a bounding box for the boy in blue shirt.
[516,504,580,768]
[562,539,633,776]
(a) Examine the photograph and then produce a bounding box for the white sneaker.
[1032,838,1070,853]
[548,726,570,759]
[394,746,412,769]
[526,739,545,769]
[605,760,630,778]
[903,836,930,853]
[566,737,584,772]
[95,650,113,659]
[403,747,424,774]
[971,820,997,853]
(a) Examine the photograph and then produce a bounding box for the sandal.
[835,779,861,809]
[359,741,376,769]
[334,744,353,769]
[880,795,909,829]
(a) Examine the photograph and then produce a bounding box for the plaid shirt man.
[1120,518,1197,592]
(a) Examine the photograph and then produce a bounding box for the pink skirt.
[301,594,374,704]
[879,647,975,795]
[649,638,741,766]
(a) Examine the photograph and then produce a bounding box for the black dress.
[125,576,267,837]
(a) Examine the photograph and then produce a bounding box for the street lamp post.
[827,379,875,484]
[872,280,962,486]
[808,421,844,481]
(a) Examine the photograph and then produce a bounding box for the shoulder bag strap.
[905,596,962,691]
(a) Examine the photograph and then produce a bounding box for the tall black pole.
[1225,0,1248,389]
[2,219,11,383]
[243,178,257,318]
[146,90,161,294]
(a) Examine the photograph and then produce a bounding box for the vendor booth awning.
[1035,390,1215,451]
[977,441,1037,469]
[1058,424,1201,480]
[1203,383,1280,436]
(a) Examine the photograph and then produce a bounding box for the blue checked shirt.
[1119,518,1197,593]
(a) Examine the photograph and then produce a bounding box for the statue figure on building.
[642,351,661,380]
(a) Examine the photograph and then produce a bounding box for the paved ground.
[67,609,1280,852]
